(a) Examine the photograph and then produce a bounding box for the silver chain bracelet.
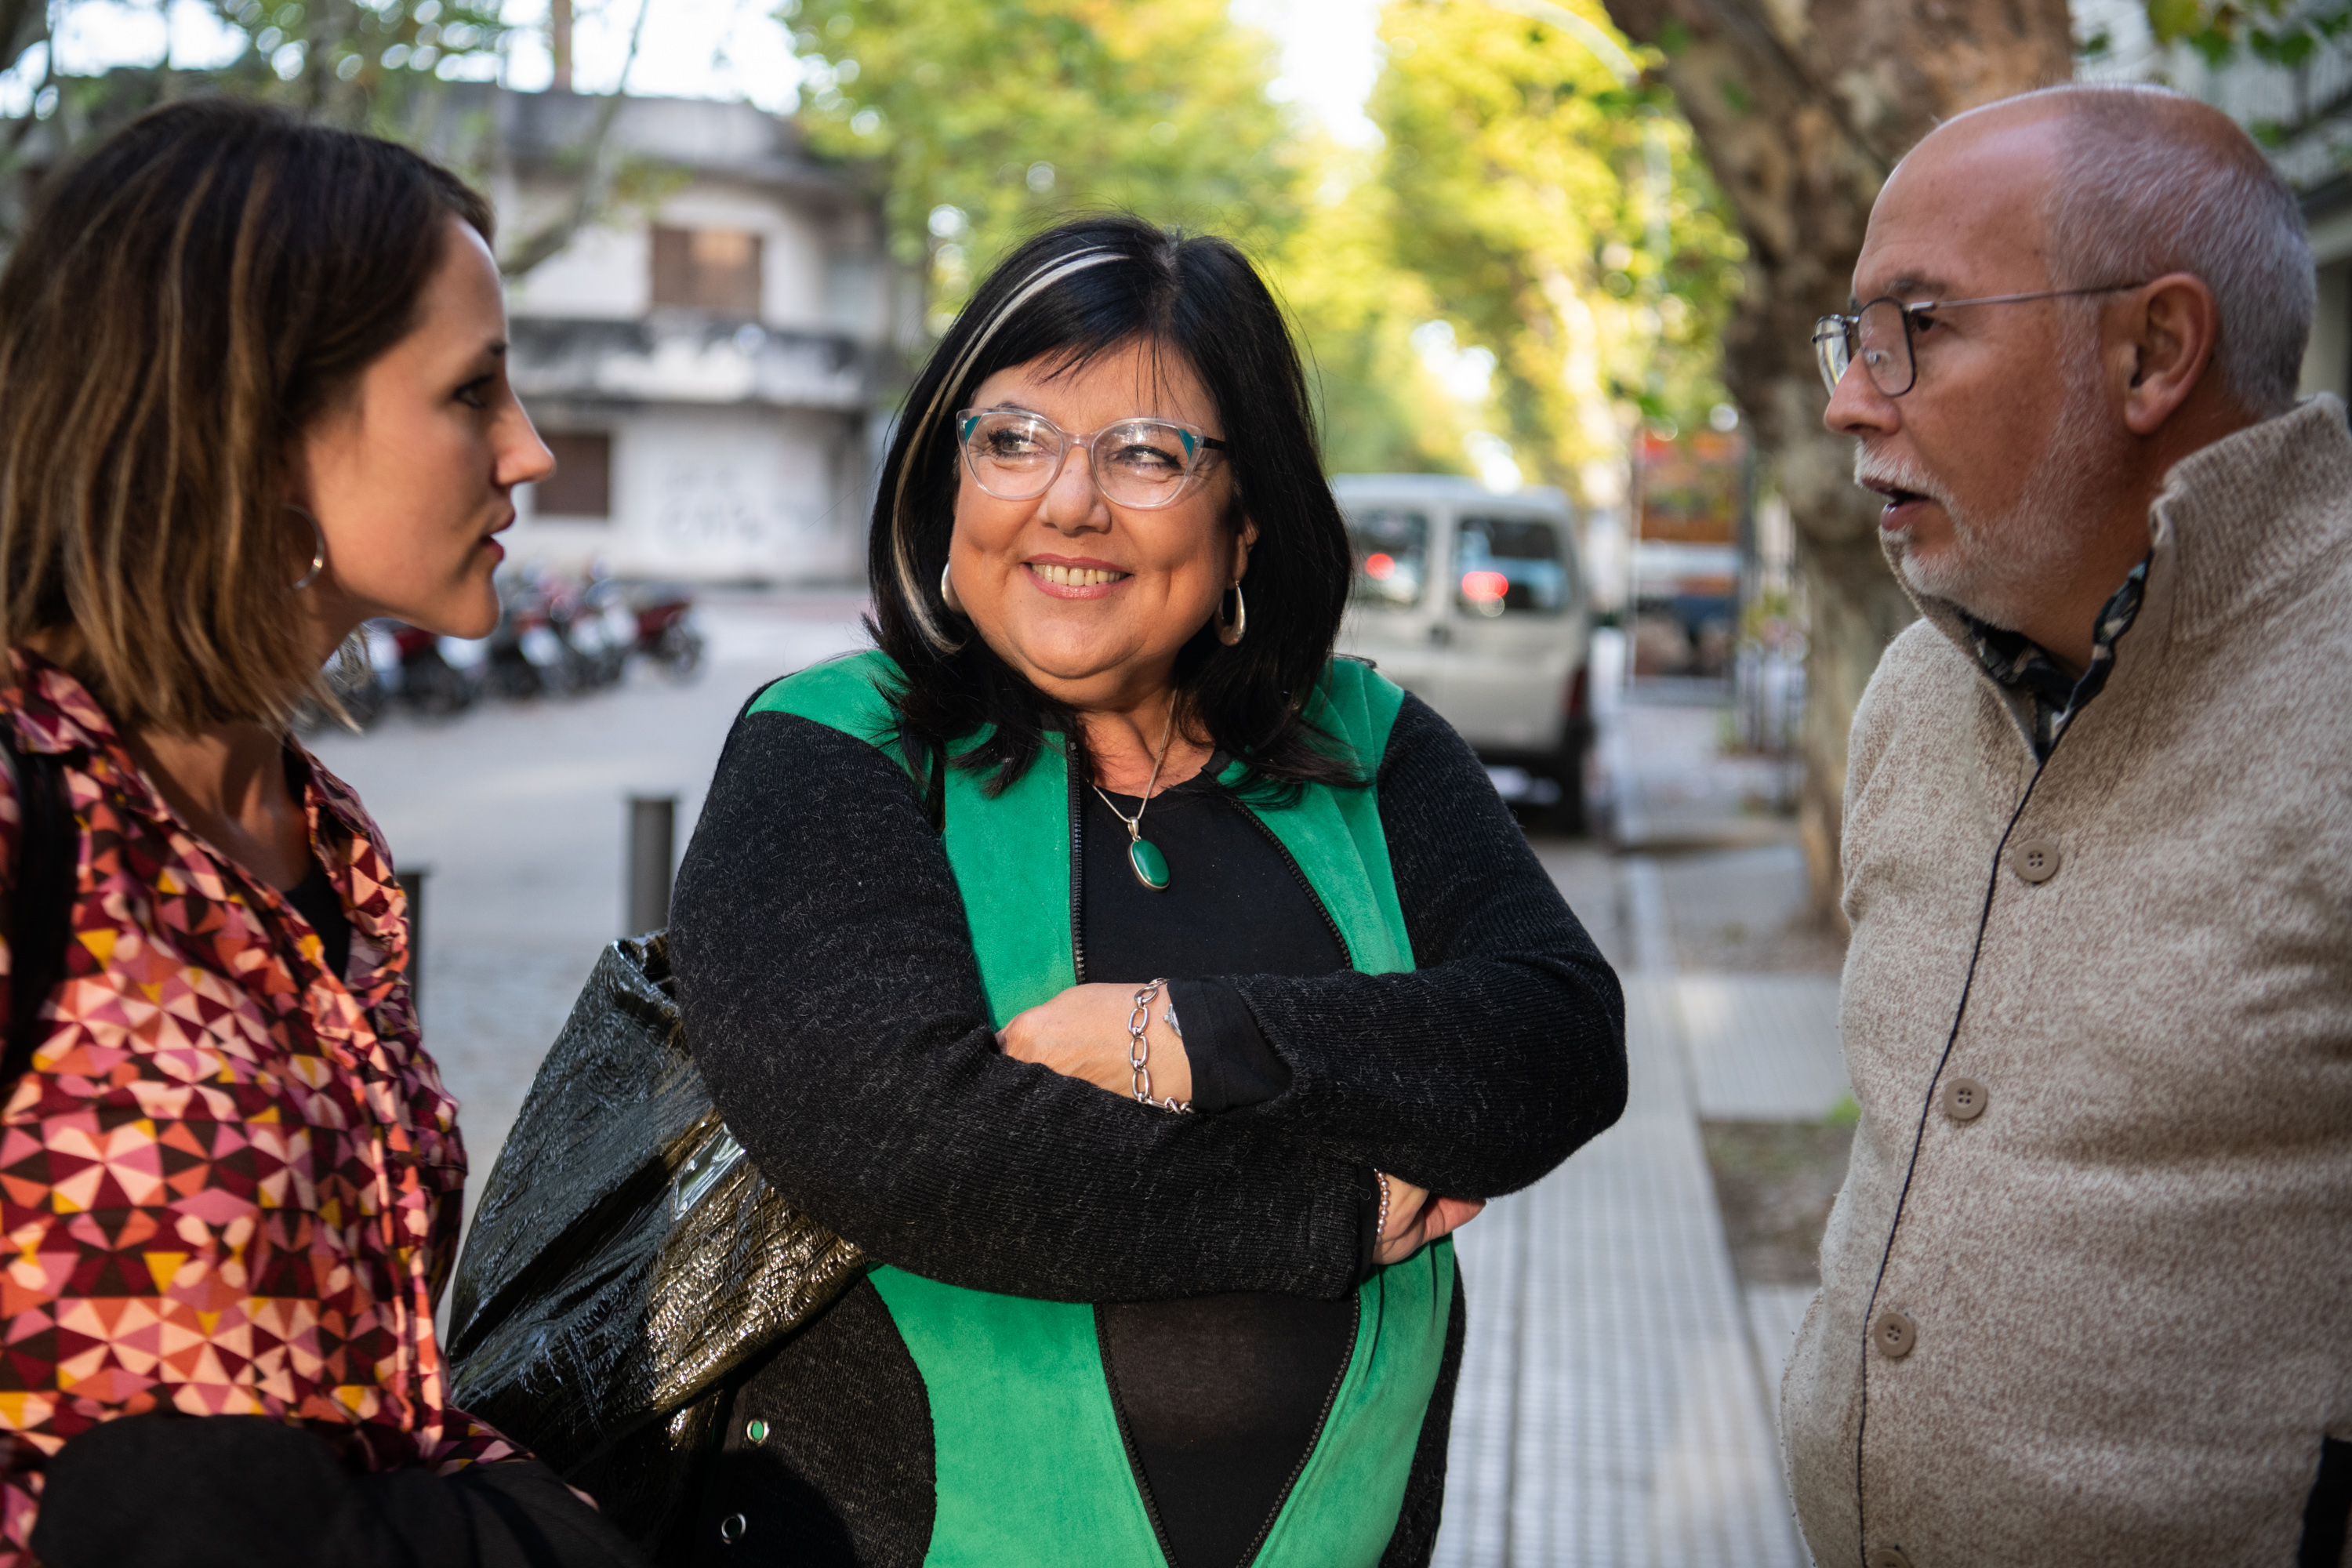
[1127,978,1191,1113]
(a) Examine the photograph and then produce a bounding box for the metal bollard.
[394,866,428,1018]
[626,795,677,936]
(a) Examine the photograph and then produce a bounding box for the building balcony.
[508,314,872,412]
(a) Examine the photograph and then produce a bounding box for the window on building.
[650,226,764,316]
[535,432,613,520]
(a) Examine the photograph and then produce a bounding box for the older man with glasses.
[1782,82,2352,1568]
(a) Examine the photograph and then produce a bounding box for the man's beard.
[1857,354,2125,632]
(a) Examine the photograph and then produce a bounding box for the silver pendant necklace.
[1092,699,1178,892]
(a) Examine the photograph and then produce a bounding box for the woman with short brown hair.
[0,99,636,1566]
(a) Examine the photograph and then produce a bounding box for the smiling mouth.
[1028,563,1128,587]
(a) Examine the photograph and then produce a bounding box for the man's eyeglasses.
[957,408,1230,510]
[1813,282,2147,398]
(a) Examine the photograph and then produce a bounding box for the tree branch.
[497,0,653,280]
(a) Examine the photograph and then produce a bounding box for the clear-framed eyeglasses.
[1812,282,2147,397]
[956,407,1230,510]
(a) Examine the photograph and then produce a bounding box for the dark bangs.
[866,214,1358,796]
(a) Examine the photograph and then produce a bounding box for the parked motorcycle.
[439,631,493,702]
[486,571,579,700]
[557,572,637,691]
[296,622,394,735]
[631,583,706,684]
[390,622,474,719]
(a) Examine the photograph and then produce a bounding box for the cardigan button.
[1867,1550,1913,1568]
[1940,1076,1988,1122]
[1872,1307,1917,1359]
[2011,839,2060,884]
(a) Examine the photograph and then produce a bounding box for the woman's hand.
[1000,982,1192,1105]
[1377,1174,1483,1266]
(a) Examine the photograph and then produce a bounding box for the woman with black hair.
[668,216,1626,1568]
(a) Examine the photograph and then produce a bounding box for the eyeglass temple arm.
[1894,281,2150,312]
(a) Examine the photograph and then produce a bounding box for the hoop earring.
[288,506,326,591]
[1215,581,1247,646]
[940,560,964,615]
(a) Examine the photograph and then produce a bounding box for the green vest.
[756,652,1455,1568]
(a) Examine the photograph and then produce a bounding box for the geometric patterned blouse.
[0,652,513,1563]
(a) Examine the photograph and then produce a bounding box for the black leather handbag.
[445,934,868,1557]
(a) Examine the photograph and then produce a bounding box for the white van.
[1331,474,1594,830]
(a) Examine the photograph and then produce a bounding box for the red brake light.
[1364,552,1396,580]
[1564,665,1588,718]
[1461,570,1508,603]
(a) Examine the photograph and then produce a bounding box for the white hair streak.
[892,247,1124,652]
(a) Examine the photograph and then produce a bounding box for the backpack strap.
[1,728,73,1084]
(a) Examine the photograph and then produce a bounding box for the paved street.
[314,602,1845,1566]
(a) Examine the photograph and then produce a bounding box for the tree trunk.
[1596,0,2074,922]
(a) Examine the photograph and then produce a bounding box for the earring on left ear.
[288,506,326,591]
[1214,581,1247,646]
[940,560,965,615]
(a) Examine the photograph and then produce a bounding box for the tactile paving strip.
[1676,975,1849,1122]
[1432,978,1810,1567]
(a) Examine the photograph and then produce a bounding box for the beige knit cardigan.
[1782,396,2352,1568]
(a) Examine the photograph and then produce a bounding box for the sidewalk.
[1433,688,1843,1567]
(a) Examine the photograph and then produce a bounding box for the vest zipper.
[1068,753,1087,984]
[1225,796,1360,1565]
[1235,1288,1363,1567]
[1093,1307,1181,1566]
[1228,797,1352,968]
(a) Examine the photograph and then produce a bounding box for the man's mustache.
[1853,446,1955,515]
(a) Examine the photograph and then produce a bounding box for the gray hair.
[2015,83,2312,416]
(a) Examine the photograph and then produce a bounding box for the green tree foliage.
[190,0,507,131]
[5,0,506,149]
[783,0,1481,473]
[1369,0,1746,488]
[1269,139,1475,476]
[785,0,1304,325]
[0,0,653,274]
[2124,0,2352,68]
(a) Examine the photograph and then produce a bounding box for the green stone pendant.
[1128,837,1171,891]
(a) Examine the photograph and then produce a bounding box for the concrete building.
[484,90,917,583]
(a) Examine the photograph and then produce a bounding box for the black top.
[283,858,351,983]
[670,687,1628,1566]
[278,750,352,985]
[1080,762,1330,1112]
[1080,769,1352,1568]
